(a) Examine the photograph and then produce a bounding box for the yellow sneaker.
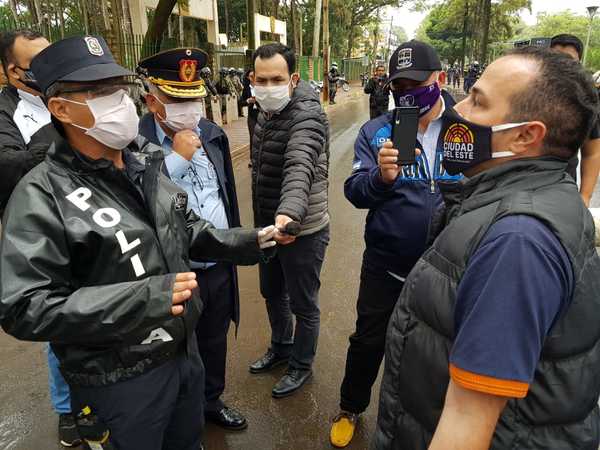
[330,411,358,448]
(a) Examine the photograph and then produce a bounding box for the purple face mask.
[393,83,441,117]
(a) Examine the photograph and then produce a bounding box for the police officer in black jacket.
[0,36,276,450]
[137,48,248,431]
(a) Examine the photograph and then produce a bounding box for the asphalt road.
[0,92,374,450]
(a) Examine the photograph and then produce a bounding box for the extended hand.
[274,215,296,245]
[172,130,202,161]
[171,272,198,316]
[258,225,277,249]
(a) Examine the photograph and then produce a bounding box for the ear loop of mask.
[490,122,530,159]
[57,97,93,131]
[150,94,169,122]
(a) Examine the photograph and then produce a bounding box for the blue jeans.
[47,344,71,414]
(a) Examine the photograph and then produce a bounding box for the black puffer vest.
[374,158,600,450]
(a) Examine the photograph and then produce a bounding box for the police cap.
[31,36,133,95]
[137,48,209,99]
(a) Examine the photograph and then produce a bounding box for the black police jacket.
[0,136,264,387]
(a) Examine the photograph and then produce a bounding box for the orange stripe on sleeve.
[449,364,529,398]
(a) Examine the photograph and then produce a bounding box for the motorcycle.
[337,75,351,92]
[310,79,323,94]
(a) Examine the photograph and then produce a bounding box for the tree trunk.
[272,0,279,18]
[290,0,297,51]
[312,0,322,58]
[372,8,380,64]
[479,0,491,63]
[8,0,19,25]
[142,0,178,57]
[460,0,469,70]
[58,0,65,38]
[223,0,231,41]
[80,0,89,34]
[346,16,356,58]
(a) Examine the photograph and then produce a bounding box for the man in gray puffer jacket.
[248,43,330,398]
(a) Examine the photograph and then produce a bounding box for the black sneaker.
[58,413,82,447]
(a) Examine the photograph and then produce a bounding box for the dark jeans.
[340,263,404,414]
[70,350,205,450]
[259,226,330,370]
[329,88,337,103]
[195,263,234,412]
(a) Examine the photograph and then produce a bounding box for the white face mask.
[61,90,139,150]
[153,95,204,132]
[254,80,293,113]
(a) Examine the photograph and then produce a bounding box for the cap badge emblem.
[179,59,198,82]
[84,37,104,56]
[185,49,192,56]
[397,48,413,70]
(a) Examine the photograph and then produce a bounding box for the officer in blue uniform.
[137,48,248,431]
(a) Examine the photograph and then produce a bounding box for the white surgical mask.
[154,96,204,131]
[254,80,292,113]
[61,89,139,150]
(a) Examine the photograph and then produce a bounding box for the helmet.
[593,70,600,87]
[237,67,244,73]
[228,68,236,75]
[200,66,212,77]
[332,62,338,68]
[473,60,479,66]
[219,67,229,74]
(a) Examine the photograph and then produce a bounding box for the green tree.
[417,0,530,66]
[515,11,600,71]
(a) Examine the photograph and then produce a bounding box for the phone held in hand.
[392,106,419,166]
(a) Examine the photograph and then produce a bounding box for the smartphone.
[392,106,419,165]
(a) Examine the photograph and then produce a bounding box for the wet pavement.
[0,93,375,450]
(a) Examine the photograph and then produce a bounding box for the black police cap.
[31,36,133,95]
[388,40,442,84]
[137,48,209,99]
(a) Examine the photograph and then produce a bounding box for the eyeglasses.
[55,82,140,99]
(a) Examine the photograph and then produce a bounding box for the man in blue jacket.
[330,40,460,448]
[137,48,248,431]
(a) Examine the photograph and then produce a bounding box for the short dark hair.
[252,43,296,74]
[550,34,584,60]
[505,46,599,158]
[376,64,385,70]
[0,29,44,75]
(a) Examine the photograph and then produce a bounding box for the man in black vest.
[138,48,249,431]
[375,47,600,450]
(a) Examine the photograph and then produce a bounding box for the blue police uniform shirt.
[155,119,229,269]
[448,214,573,398]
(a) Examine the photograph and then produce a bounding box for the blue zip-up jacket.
[344,90,461,277]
